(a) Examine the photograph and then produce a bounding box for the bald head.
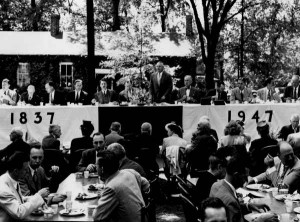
[278,141,295,167]
[290,114,300,129]
[141,122,152,135]
[292,75,300,87]
[10,127,23,142]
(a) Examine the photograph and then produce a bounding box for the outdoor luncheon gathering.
[2,0,300,222]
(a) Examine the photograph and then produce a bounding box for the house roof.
[0,31,195,57]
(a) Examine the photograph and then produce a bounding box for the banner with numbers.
[0,106,99,148]
[182,104,300,144]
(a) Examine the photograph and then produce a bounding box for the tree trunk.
[111,0,121,31]
[159,0,166,32]
[31,0,38,31]
[205,57,215,90]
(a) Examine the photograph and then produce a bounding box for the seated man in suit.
[210,155,270,222]
[20,84,41,106]
[105,122,124,146]
[107,143,146,178]
[257,77,281,103]
[66,79,89,105]
[92,79,118,104]
[284,74,300,101]
[195,153,227,206]
[93,150,150,222]
[278,113,300,141]
[77,132,106,172]
[206,81,228,103]
[230,77,253,103]
[249,141,300,194]
[177,75,200,103]
[70,120,94,154]
[42,124,62,150]
[18,143,65,203]
[43,81,66,105]
[0,78,17,105]
[0,152,48,221]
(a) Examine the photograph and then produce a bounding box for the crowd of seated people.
[3,109,300,221]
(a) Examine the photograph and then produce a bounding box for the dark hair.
[100,79,108,84]
[209,152,227,171]
[47,81,55,88]
[28,141,42,149]
[217,81,225,88]
[226,155,247,175]
[264,77,273,87]
[7,151,29,172]
[200,197,226,221]
[224,120,242,136]
[257,122,270,137]
[110,122,121,132]
[81,123,94,137]
[97,150,119,176]
[92,132,104,138]
[167,124,183,137]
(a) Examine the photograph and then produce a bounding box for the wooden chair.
[179,194,201,222]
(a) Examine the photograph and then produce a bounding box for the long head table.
[25,173,99,221]
[0,103,299,149]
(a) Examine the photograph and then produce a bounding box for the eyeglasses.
[94,141,104,144]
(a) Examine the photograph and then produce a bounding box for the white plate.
[86,183,105,191]
[295,207,300,214]
[246,184,270,191]
[75,193,98,200]
[274,194,287,201]
[244,213,280,221]
[89,173,99,178]
[59,209,85,216]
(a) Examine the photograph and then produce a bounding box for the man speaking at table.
[149,61,173,103]
[230,77,253,103]
[0,78,17,105]
[0,152,47,221]
[249,141,300,194]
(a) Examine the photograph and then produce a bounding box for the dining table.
[25,173,101,221]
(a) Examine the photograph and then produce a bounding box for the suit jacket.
[119,157,146,178]
[195,171,217,204]
[206,89,228,103]
[287,132,300,157]
[255,157,300,193]
[20,92,41,106]
[43,90,66,105]
[77,148,97,172]
[278,124,299,141]
[18,165,49,196]
[177,86,201,103]
[0,139,30,161]
[66,90,89,105]
[93,169,149,222]
[230,87,253,103]
[0,89,17,105]
[70,137,94,154]
[284,85,300,100]
[257,87,281,102]
[42,135,60,150]
[0,173,44,221]
[149,71,173,103]
[210,179,249,222]
[94,90,117,104]
[105,132,124,146]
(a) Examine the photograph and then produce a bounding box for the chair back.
[179,194,200,222]
[70,149,86,172]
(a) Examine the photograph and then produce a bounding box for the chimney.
[50,14,60,37]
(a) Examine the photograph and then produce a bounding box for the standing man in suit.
[93,79,117,104]
[43,81,66,105]
[210,156,270,222]
[20,85,41,106]
[177,75,200,103]
[278,114,300,141]
[0,152,47,221]
[284,74,300,101]
[149,61,173,103]
[66,79,89,105]
[0,78,17,105]
[230,78,253,103]
[206,81,228,103]
[77,132,106,172]
[18,143,65,203]
[257,77,281,102]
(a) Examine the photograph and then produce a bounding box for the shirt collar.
[7,173,18,190]
[224,179,237,198]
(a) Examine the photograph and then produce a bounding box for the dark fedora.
[81,120,94,130]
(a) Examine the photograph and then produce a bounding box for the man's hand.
[86,164,96,172]
[264,154,274,167]
[52,194,67,203]
[161,96,166,101]
[248,203,270,213]
[51,165,59,173]
[247,179,256,185]
[38,187,50,198]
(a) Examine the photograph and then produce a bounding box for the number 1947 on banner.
[11,112,55,125]
[228,110,273,123]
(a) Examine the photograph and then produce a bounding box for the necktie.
[16,184,23,204]
[240,91,244,101]
[75,92,79,102]
[33,170,38,188]
[157,73,161,86]
[4,91,6,95]
[294,87,297,99]
[50,93,52,103]
[267,90,271,101]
